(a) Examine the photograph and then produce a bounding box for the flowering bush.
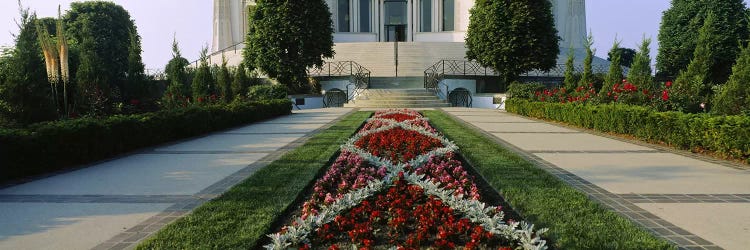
[267,109,547,250]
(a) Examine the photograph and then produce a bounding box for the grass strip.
[136,111,372,249]
[423,110,674,249]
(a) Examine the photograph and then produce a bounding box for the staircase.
[342,77,448,108]
[331,42,467,77]
[324,42,468,108]
[344,88,449,108]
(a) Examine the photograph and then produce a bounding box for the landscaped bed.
[265,109,546,249]
[138,109,675,249]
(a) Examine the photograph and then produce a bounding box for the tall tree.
[608,47,636,68]
[231,63,250,101]
[466,0,559,83]
[656,0,748,83]
[0,3,56,124]
[600,40,624,98]
[65,1,140,103]
[164,37,189,96]
[673,12,718,112]
[563,47,577,90]
[191,46,213,102]
[712,43,750,115]
[126,28,147,100]
[216,54,232,102]
[579,32,594,87]
[244,0,334,94]
[627,37,653,91]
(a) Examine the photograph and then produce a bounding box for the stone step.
[344,103,451,108]
[352,99,446,105]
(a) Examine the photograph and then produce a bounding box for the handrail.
[189,41,246,67]
[311,61,372,107]
[424,59,612,94]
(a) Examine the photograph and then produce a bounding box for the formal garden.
[0,0,748,249]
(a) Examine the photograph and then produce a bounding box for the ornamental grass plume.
[36,20,59,84]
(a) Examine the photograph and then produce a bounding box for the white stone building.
[213,0,586,48]
[211,0,610,108]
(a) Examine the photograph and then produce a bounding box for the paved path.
[441,108,750,250]
[0,108,353,250]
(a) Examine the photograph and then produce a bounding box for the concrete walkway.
[441,108,750,250]
[0,108,353,250]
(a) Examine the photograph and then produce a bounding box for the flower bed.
[267,109,547,249]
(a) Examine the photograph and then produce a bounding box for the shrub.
[506,99,750,162]
[506,82,545,100]
[712,42,750,115]
[0,99,292,183]
[247,84,287,101]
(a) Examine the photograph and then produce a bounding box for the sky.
[0,1,745,70]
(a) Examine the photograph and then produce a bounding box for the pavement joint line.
[438,108,721,249]
[620,194,750,203]
[253,122,331,125]
[0,194,207,203]
[527,150,661,154]
[95,108,359,250]
[144,150,277,155]
[221,132,309,135]
[462,121,541,123]
[500,110,750,171]
[485,131,584,134]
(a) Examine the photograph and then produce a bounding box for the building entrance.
[383,0,407,42]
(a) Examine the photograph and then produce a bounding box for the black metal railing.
[309,61,371,107]
[424,60,496,99]
[425,60,614,97]
[189,41,245,67]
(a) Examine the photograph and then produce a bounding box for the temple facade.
[212,0,587,51]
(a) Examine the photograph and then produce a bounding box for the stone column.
[553,0,587,49]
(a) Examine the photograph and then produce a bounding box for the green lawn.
[136,111,372,249]
[423,110,674,250]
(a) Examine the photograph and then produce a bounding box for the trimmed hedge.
[0,99,292,183]
[506,99,750,162]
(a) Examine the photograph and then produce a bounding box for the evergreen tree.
[563,47,577,90]
[608,48,636,68]
[656,0,748,83]
[466,0,559,83]
[244,0,334,94]
[216,54,232,102]
[126,28,147,100]
[600,40,623,98]
[0,4,56,124]
[627,36,653,91]
[191,46,213,102]
[579,32,594,87]
[673,12,718,112]
[712,43,750,115]
[231,63,249,101]
[164,37,189,96]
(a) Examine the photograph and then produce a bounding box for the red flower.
[661,90,669,101]
[665,81,673,88]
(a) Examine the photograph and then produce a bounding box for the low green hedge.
[0,99,292,183]
[506,99,750,162]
